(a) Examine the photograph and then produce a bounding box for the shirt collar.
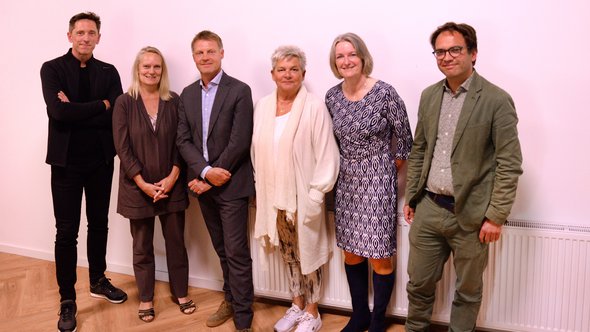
[66,48,95,67]
[200,70,223,90]
[443,71,475,95]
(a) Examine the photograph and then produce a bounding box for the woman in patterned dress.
[325,33,413,332]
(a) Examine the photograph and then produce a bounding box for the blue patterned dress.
[325,80,413,258]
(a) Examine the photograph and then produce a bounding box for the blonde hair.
[128,46,172,101]
[329,32,374,79]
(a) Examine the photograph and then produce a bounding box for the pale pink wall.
[1,0,588,284]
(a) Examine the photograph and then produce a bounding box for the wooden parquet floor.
[0,252,408,331]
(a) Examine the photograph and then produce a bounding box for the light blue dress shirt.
[199,70,223,179]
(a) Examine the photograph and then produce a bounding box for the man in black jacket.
[40,11,127,332]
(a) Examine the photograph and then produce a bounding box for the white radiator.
[250,208,590,332]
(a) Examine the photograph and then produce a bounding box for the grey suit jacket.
[176,71,255,200]
[405,71,523,231]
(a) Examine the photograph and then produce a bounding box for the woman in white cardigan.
[251,45,339,332]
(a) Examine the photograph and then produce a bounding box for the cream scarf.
[253,86,307,250]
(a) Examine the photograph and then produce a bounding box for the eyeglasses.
[432,46,464,59]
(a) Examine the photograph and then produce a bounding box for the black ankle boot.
[341,260,371,332]
[368,271,395,332]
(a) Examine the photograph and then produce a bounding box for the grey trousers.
[198,194,253,330]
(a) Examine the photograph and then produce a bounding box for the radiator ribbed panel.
[478,226,590,331]
[250,208,590,332]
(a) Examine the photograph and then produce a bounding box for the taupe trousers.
[130,211,189,302]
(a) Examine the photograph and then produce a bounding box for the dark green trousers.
[405,196,489,332]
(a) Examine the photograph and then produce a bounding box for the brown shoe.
[206,300,234,327]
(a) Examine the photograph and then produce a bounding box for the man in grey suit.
[403,22,523,331]
[177,30,254,332]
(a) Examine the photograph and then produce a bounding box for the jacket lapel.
[137,94,158,135]
[192,82,204,140]
[426,84,443,151]
[207,73,229,136]
[452,72,482,155]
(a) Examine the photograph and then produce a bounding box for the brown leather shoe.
[206,300,234,327]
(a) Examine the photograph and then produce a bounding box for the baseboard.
[0,243,223,292]
[0,243,54,261]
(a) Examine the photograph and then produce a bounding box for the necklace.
[141,93,160,118]
[276,99,293,115]
[345,78,368,101]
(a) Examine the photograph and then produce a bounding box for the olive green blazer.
[405,71,523,231]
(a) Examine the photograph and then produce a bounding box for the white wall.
[1,0,589,292]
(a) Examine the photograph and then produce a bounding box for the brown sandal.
[179,299,197,315]
[138,308,155,322]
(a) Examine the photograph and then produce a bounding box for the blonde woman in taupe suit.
[113,46,195,323]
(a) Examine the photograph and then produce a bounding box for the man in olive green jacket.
[403,22,523,332]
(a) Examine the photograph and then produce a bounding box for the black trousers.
[198,194,253,330]
[51,160,113,301]
[130,211,189,302]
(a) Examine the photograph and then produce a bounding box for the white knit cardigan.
[251,86,340,274]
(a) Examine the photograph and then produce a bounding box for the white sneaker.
[294,312,322,332]
[274,304,304,332]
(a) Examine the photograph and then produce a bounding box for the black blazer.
[176,72,255,200]
[40,49,122,166]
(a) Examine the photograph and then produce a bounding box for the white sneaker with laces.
[274,304,305,332]
[294,312,322,332]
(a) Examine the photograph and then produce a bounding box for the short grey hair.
[271,45,307,71]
